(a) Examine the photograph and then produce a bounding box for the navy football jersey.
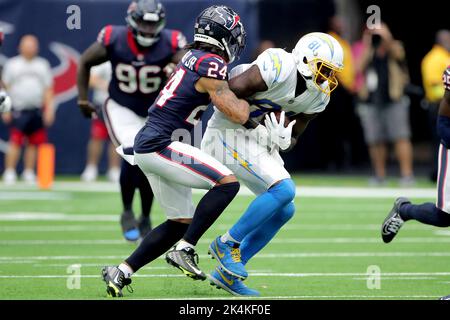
[97,25,186,117]
[134,49,228,153]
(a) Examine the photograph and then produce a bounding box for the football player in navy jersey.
[100,5,249,297]
[0,29,12,114]
[77,0,187,242]
[382,67,450,300]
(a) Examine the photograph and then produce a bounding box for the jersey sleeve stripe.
[104,25,113,46]
[194,53,224,72]
[171,31,180,53]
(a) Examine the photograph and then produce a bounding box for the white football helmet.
[292,32,344,95]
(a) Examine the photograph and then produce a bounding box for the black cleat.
[381,197,410,243]
[137,215,152,238]
[101,266,133,298]
[120,210,139,242]
[439,295,450,300]
[166,246,206,281]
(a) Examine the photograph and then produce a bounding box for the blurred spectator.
[1,35,54,184]
[80,61,120,183]
[421,30,450,181]
[353,23,414,186]
[319,16,365,170]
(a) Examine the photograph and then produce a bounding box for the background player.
[202,32,344,295]
[382,66,450,300]
[101,5,248,297]
[77,0,187,241]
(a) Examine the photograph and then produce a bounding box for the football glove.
[264,111,296,151]
[0,90,11,113]
[78,100,98,119]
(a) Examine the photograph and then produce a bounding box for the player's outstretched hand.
[78,100,98,119]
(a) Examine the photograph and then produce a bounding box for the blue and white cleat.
[208,236,248,280]
[208,267,260,296]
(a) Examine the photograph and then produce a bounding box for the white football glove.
[0,90,11,113]
[264,111,296,151]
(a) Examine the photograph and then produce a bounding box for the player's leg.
[102,174,193,297]
[382,143,450,243]
[386,99,414,185]
[22,111,47,183]
[81,119,105,182]
[107,141,120,182]
[3,128,22,184]
[240,201,295,265]
[136,167,153,237]
[202,127,295,279]
[135,141,239,280]
[101,142,239,296]
[103,99,151,241]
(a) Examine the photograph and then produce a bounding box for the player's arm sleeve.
[97,25,115,49]
[304,96,330,114]
[196,55,228,81]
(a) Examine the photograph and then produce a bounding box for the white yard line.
[1,272,450,279]
[2,252,450,262]
[0,223,432,232]
[2,237,450,245]
[0,192,71,201]
[0,181,436,198]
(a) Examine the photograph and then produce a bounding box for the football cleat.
[439,294,450,300]
[208,267,260,296]
[381,197,410,243]
[137,215,152,238]
[208,236,248,280]
[165,246,206,281]
[101,266,133,298]
[120,210,140,242]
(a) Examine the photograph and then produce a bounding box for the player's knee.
[269,178,296,204]
[170,218,192,224]
[277,202,295,224]
[217,174,238,185]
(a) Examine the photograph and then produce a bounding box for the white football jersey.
[207,48,330,129]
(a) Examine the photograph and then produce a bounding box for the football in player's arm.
[228,63,318,152]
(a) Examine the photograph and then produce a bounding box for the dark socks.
[120,161,137,212]
[125,220,189,272]
[183,182,240,246]
[137,168,153,219]
[400,202,450,227]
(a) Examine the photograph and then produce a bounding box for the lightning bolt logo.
[269,52,282,83]
[220,139,265,183]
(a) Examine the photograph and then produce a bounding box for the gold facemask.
[307,58,343,96]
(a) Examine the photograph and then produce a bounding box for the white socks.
[118,263,134,278]
[175,239,195,251]
[220,231,240,244]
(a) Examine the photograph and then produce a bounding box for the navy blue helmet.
[194,5,246,63]
[126,0,166,47]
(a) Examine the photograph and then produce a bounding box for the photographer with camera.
[354,22,414,186]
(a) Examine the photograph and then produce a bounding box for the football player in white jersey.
[201,32,344,296]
